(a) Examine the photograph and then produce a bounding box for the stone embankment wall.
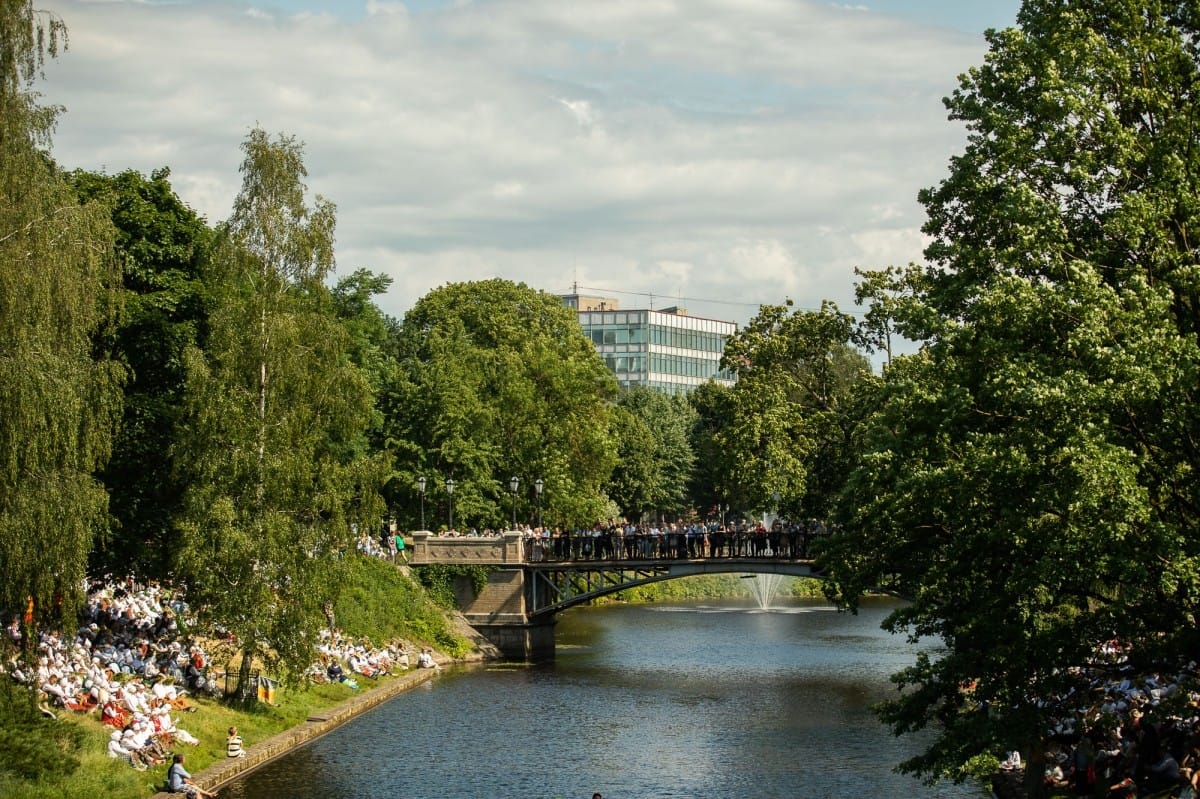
[150,668,437,797]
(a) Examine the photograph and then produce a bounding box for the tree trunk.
[237,646,255,704]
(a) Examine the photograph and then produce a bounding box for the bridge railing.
[410,529,822,566]
[409,530,525,565]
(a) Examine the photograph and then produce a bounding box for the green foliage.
[71,167,214,578]
[380,278,618,530]
[0,679,86,782]
[412,563,493,608]
[0,1,124,628]
[333,556,471,657]
[606,387,697,521]
[614,574,823,602]
[825,0,1200,786]
[715,301,874,520]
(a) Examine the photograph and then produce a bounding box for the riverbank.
[150,666,439,797]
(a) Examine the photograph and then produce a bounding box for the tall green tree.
[0,2,123,630]
[718,301,872,521]
[606,387,697,522]
[71,167,213,579]
[824,2,1200,792]
[381,279,617,530]
[173,129,380,690]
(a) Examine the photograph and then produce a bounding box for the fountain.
[747,572,784,610]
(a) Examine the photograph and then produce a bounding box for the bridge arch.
[524,558,823,617]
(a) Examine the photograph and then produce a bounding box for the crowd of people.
[5,578,211,772]
[515,518,829,562]
[411,518,830,562]
[1001,645,1200,798]
[3,575,434,779]
[311,628,412,688]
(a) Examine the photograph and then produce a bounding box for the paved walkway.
[150,668,438,797]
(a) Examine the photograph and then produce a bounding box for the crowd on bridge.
[400,518,829,563]
[516,518,828,562]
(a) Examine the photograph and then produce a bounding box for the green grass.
[334,556,472,657]
[0,678,379,799]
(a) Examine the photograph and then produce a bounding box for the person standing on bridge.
[394,528,407,563]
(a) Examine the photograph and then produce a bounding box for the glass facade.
[575,308,737,395]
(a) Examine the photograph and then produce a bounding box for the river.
[220,595,987,799]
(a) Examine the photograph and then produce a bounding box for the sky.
[41,0,1021,327]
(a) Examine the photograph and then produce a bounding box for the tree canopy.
[715,301,873,521]
[71,167,214,578]
[380,278,617,530]
[606,387,697,523]
[823,1,1200,790]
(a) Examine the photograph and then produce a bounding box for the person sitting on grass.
[167,753,217,798]
[106,730,148,771]
[226,725,245,758]
[325,658,358,689]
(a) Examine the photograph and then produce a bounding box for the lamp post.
[416,476,426,530]
[509,475,520,530]
[534,478,544,529]
[445,478,455,531]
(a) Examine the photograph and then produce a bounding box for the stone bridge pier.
[409,531,556,661]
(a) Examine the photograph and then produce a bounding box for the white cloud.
[41,0,1014,326]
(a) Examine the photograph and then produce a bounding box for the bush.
[333,556,471,656]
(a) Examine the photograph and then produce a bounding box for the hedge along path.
[150,668,437,797]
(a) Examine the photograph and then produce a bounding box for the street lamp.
[416,476,426,530]
[509,475,520,530]
[534,478,544,529]
[445,478,455,531]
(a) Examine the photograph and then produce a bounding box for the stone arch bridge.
[409,530,823,661]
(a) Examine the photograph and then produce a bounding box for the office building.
[562,292,737,394]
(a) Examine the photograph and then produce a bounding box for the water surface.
[222,596,984,799]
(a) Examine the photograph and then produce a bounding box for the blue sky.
[47,0,1022,327]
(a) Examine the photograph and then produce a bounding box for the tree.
[71,167,214,579]
[173,129,380,691]
[687,381,736,519]
[606,387,697,522]
[381,279,617,530]
[823,2,1200,792]
[0,2,124,631]
[717,301,873,521]
[851,264,927,371]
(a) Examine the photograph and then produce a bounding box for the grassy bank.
[0,556,471,799]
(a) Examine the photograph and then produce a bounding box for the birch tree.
[174,129,380,690]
